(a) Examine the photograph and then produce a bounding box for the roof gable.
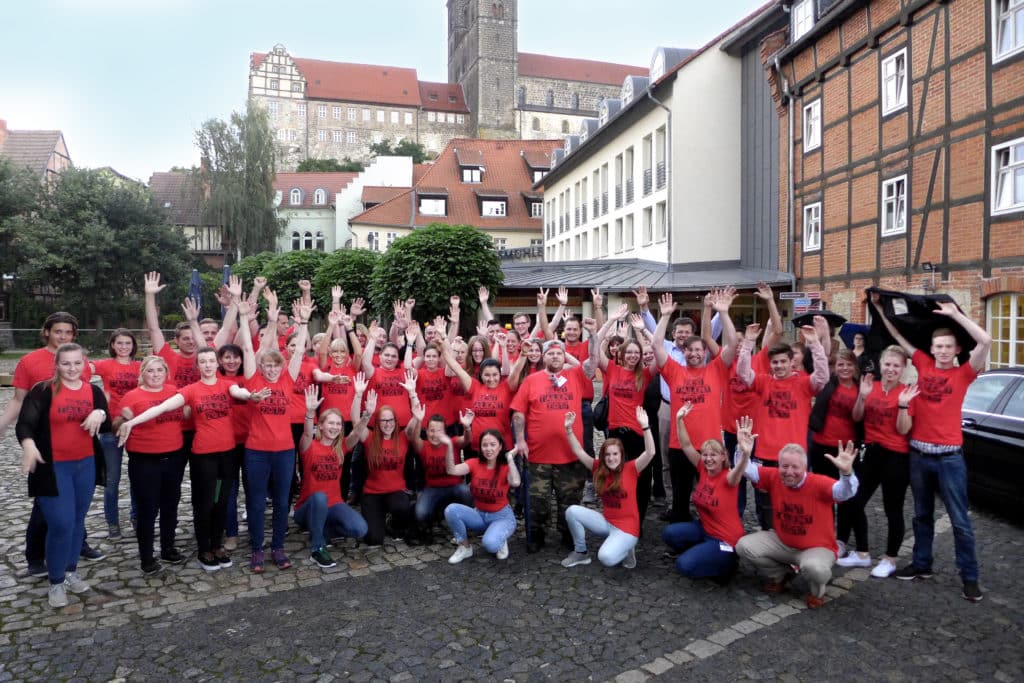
[0,130,64,178]
[518,52,646,86]
[273,172,359,208]
[149,171,204,226]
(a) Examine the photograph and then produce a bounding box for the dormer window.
[482,200,507,216]
[622,80,633,105]
[429,93,438,101]
[313,188,327,205]
[462,168,482,183]
[418,188,449,216]
[533,170,544,183]
[448,95,457,103]
[792,0,814,41]
[289,188,302,206]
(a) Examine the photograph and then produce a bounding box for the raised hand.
[262,287,278,310]
[898,383,920,407]
[253,276,267,291]
[934,301,960,317]
[800,325,819,345]
[349,297,365,318]
[411,401,426,423]
[298,279,312,294]
[824,440,857,476]
[556,286,569,306]
[363,389,378,416]
[304,385,323,414]
[331,285,343,302]
[564,410,578,431]
[181,297,200,322]
[536,288,549,306]
[628,313,645,330]
[812,314,830,340]
[590,287,603,309]
[610,302,629,321]
[859,373,874,398]
[328,309,343,327]
[449,295,460,308]
[582,317,597,333]
[353,371,368,395]
[406,320,421,341]
[635,405,649,431]
[676,401,693,421]
[402,367,419,392]
[744,323,762,343]
[144,271,165,295]
[478,286,489,303]
[735,415,757,455]
[633,285,649,309]
[237,299,253,317]
[213,286,231,307]
[755,282,773,301]
[659,292,675,316]
[459,409,475,427]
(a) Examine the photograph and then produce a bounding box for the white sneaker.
[871,557,897,578]
[622,548,637,569]
[836,553,872,568]
[496,541,509,560]
[48,583,68,608]
[448,544,473,564]
[64,572,90,594]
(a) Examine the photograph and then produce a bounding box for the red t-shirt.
[465,378,514,449]
[812,383,859,447]
[755,467,838,555]
[158,345,198,430]
[368,366,412,427]
[662,355,728,451]
[288,358,319,423]
[509,365,591,465]
[418,439,464,488]
[722,349,769,433]
[295,439,345,510]
[692,462,743,546]
[93,359,140,418]
[318,360,357,422]
[49,383,95,461]
[220,372,249,445]
[363,432,408,495]
[862,382,910,453]
[14,347,92,390]
[564,340,594,401]
[596,459,640,536]
[244,372,295,451]
[603,361,657,434]
[752,372,816,462]
[909,350,977,446]
[467,459,511,513]
[417,366,455,425]
[179,379,236,454]
[122,385,183,454]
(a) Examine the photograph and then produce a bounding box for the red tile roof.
[362,185,409,206]
[418,81,470,113]
[273,172,359,208]
[517,52,646,86]
[149,171,205,226]
[412,164,432,184]
[0,129,64,178]
[350,138,560,230]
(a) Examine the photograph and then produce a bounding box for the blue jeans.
[36,458,95,584]
[909,449,978,581]
[663,520,737,579]
[98,432,123,527]
[244,449,295,552]
[565,504,638,566]
[415,484,472,523]
[445,503,516,554]
[294,492,368,548]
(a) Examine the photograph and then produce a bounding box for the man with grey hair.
[511,336,599,553]
[733,418,858,609]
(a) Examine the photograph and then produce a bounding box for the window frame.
[993,0,1024,63]
[313,188,327,206]
[792,0,814,41]
[317,105,327,119]
[289,188,302,206]
[881,48,908,116]
[880,174,908,236]
[481,200,507,217]
[992,136,1024,215]
[986,292,1024,369]
[803,202,822,252]
[803,99,821,152]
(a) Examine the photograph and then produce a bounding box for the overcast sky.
[1,0,768,180]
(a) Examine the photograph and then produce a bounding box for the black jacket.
[15,382,111,497]
[865,287,974,364]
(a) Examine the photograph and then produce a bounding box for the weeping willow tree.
[195,101,285,259]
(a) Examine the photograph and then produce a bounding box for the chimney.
[0,119,7,147]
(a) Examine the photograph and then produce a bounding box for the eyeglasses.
[378,418,396,424]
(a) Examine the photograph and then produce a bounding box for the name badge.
[554,376,567,388]
[719,542,734,553]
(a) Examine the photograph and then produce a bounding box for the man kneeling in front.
[734,423,858,609]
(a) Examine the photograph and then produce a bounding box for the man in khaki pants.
[734,424,858,609]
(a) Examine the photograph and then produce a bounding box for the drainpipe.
[646,88,671,266]
[774,55,797,291]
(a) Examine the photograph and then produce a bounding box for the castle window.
[447,113,456,123]
[332,130,342,143]
[313,188,327,206]
[333,106,342,120]
[561,120,570,134]
[289,189,302,206]
[347,130,357,144]
[405,112,413,125]
[348,107,357,121]
[302,232,314,250]
[362,108,370,121]
[269,79,279,90]
[315,231,325,251]
[318,105,327,119]
[291,82,302,92]
[532,117,540,131]
[377,110,385,122]
[449,95,457,103]
[267,101,279,117]
[457,114,465,124]
[428,111,436,122]
[318,130,326,142]
[296,103,306,117]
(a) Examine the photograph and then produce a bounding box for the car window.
[963,374,1017,414]
[1002,381,1024,420]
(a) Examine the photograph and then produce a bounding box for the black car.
[962,367,1024,522]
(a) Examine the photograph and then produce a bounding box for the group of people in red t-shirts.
[5,274,992,609]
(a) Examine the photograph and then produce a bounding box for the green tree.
[10,167,192,330]
[296,157,364,172]
[195,101,285,258]
[370,224,502,324]
[312,248,380,313]
[368,138,431,164]
[0,157,42,275]
[230,251,276,287]
[230,250,326,314]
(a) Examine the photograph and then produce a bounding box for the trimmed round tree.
[312,248,380,314]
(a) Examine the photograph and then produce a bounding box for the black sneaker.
[214,551,233,568]
[140,558,162,576]
[198,553,221,572]
[310,547,336,569]
[894,564,933,581]
[27,561,48,578]
[962,580,983,602]
[160,548,186,565]
[80,544,105,562]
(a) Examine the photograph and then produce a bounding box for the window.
[624,215,634,250]
[803,202,822,251]
[313,188,327,205]
[571,93,579,109]
[267,100,279,117]
[291,231,300,251]
[318,105,327,119]
[318,129,327,142]
[792,0,814,41]
[333,106,342,120]
[289,188,302,206]
[291,82,303,93]
[530,202,543,218]
[881,49,908,115]
[881,175,907,236]
[655,201,667,241]
[419,198,446,216]
[391,111,399,124]
[287,129,297,142]
[362,108,370,121]
[348,107,357,121]
[302,231,314,250]
[614,219,623,253]
[803,99,821,151]
[377,110,385,122]
[447,113,456,123]
[269,79,279,90]
[533,170,544,183]
[457,114,465,124]
[530,238,543,246]
[276,128,286,142]
[296,103,306,118]
[482,200,507,216]
[493,237,508,250]
[642,207,653,244]
[315,231,325,251]
[332,130,342,143]
[599,223,608,256]
[404,112,413,125]
[367,231,380,251]
[995,0,1024,62]
[561,120,570,134]
[428,111,436,122]
[531,117,540,131]
[462,168,481,183]
[992,137,1024,214]
[347,130,357,144]
[986,293,1024,369]
[386,232,398,247]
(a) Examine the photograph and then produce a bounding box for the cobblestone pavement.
[1,386,1022,681]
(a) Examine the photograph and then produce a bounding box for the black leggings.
[128,450,186,562]
[188,450,239,554]
[609,427,652,528]
[837,444,910,556]
[361,491,413,545]
[668,448,696,522]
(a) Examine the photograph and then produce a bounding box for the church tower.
[447,0,518,139]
